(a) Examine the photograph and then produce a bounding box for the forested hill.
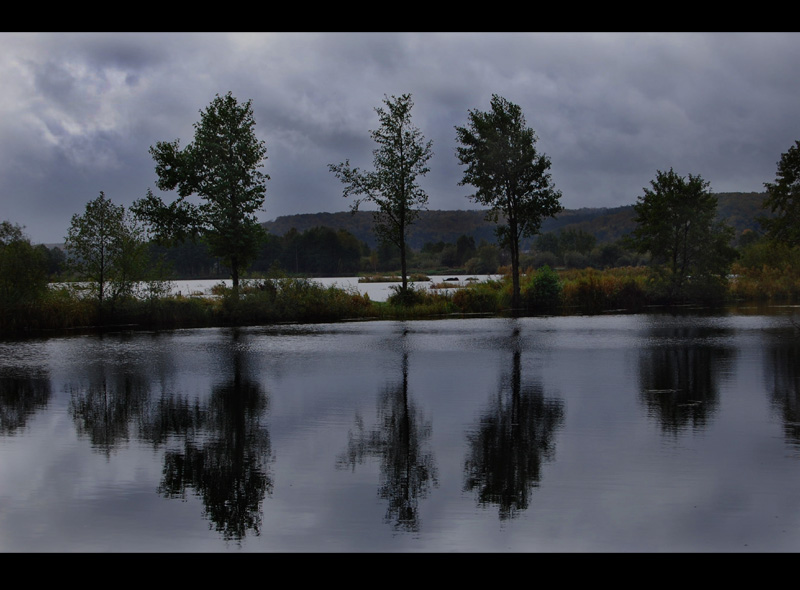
[262,192,767,250]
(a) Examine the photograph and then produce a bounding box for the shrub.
[729,241,800,302]
[452,280,503,313]
[387,284,433,307]
[561,267,648,313]
[522,265,562,312]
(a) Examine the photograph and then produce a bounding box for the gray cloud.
[1,32,798,243]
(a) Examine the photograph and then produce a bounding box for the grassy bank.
[3,265,798,339]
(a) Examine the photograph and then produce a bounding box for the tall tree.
[66,192,147,312]
[0,221,48,331]
[132,92,268,293]
[761,140,800,246]
[329,93,433,297]
[629,168,736,301]
[455,94,563,312]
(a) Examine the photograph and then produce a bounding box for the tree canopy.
[629,168,737,301]
[455,94,563,312]
[761,140,800,246]
[329,93,433,296]
[65,192,147,310]
[132,92,268,291]
[0,221,49,330]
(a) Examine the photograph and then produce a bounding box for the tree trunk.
[400,236,408,294]
[509,219,521,315]
[231,257,240,300]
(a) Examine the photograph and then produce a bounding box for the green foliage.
[560,267,648,313]
[387,283,430,307]
[452,279,504,314]
[133,92,269,290]
[456,234,477,265]
[44,286,95,326]
[257,226,362,276]
[730,238,800,301]
[524,250,560,270]
[761,140,800,246]
[534,232,561,258]
[535,228,596,264]
[216,278,374,324]
[262,195,768,257]
[264,209,498,251]
[65,192,148,310]
[523,265,562,312]
[464,242,500,274]
[329,93,433,293]
[629,169,737,302]
[0,221,49,331]
[455,94,563,311]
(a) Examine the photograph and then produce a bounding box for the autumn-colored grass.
[559,267,650,312]
[7,259,800,339]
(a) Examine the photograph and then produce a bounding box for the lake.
[2,307,800,552]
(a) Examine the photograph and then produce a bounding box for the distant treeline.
[152,226,501,278]
[263,192,767,250]
[31,192,766,281]
[146,226,368,279]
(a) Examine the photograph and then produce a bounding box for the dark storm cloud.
[2,32,799,243]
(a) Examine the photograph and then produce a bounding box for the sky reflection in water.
[1,311,800,552]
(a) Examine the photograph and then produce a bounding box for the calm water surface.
[2,308,800,552]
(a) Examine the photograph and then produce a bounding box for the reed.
[215,278,377,324]
[9,259,800,340]
[452,279,506,314]
[560,267,649,312]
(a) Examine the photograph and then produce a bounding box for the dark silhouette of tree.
[337,348,437,532]
[133,92,269,295]
[65,192,149,319]
[629,169,737,301]
[330,93,433,298]
[761,140,800,246]
[0,221,49,332]
[464,327,564,520]
[456,94,563,312]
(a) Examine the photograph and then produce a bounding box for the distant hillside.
[262,192,768,250]
[263,210,497,250]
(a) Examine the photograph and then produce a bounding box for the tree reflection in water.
[638,324,732,436]
[337,349,438,532]
[66,329,273,541]
[69,365,151,456]
[464,326,565,520]
[156,330,272,541]
[763,331,800,447]
[0,368,51,435]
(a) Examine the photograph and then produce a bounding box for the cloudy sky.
[2,32,799,244]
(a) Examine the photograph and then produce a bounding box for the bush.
[201,278,376,325]
[452,280,503,313]
[387,284,434,307]
[729,241,800,302]
[561,267,648,312]
[522,265,562,312]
